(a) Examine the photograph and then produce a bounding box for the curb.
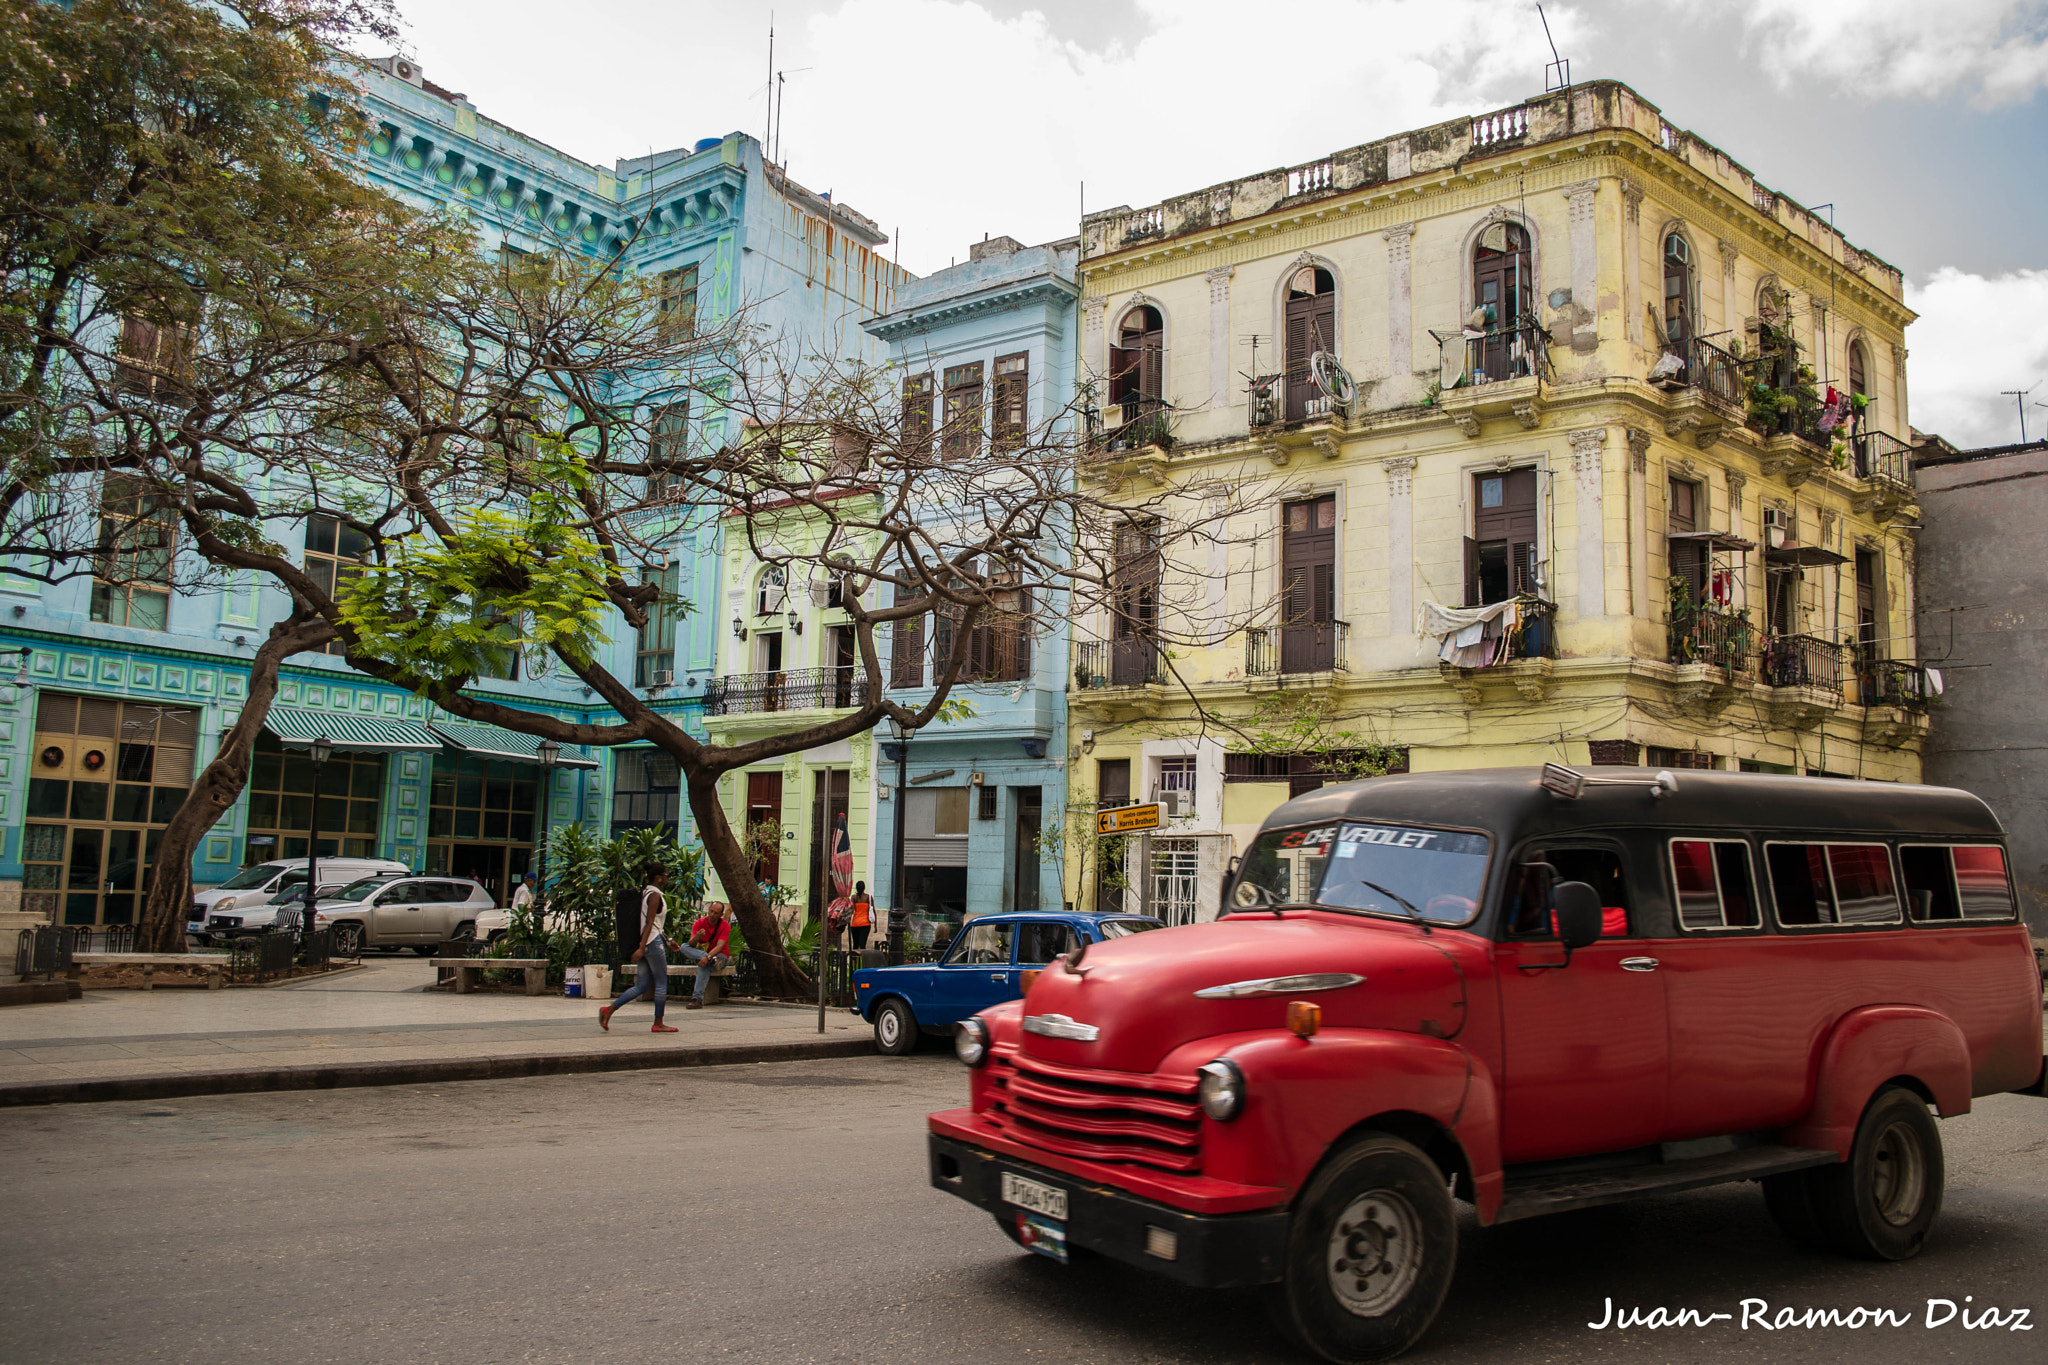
[0,1035,876,1108]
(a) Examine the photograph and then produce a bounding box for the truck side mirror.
[1552,882,1604,953]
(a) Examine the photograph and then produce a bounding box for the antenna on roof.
[1537,5,1570,93]
[2001,386,2036,443]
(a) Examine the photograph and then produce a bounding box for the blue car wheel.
[874,998,918,1055]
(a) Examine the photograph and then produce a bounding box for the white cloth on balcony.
[1420,599,1522,668]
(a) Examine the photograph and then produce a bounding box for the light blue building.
[863,235,1080,922]
[0,55,905,925]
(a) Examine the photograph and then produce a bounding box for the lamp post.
[304,735,333,951]
[533,738,560,937]
[886,715,910,966]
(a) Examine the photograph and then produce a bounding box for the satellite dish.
[1310,352,1357,407]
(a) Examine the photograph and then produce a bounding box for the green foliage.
[524,823,706,966]
[1234,693,1402,783]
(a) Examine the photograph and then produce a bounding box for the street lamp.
[885,714,910,966]
[533,739,560,934]
[304,734,334,951]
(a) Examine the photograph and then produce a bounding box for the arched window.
[756,564,787,617]
[1848,340,1871,418]
[1471,224,1532,381]
[1662,233,1694,350]
[1109,305,1163,440]
[1284,267,1335,421]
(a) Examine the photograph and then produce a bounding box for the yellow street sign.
[1097,803,1162,836]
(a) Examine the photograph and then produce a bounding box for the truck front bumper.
[928,1131,1289,1288]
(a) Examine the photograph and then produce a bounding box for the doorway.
[745,771,783,888]
[1013,786,1043,914]
[809,768,850,927]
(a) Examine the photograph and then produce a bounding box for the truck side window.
[1900,845,1961,921]
[1767,842,1902,926]
[1017,923,1076,964]
[1903,844,2015,921]
[1506,848,1631,936]
[1670,839,1760,930]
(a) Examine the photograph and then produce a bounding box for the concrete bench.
[615,960,738,1004]
[437,957,549,996]
[69,952,231,990]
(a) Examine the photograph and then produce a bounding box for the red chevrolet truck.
[926,767,2045,1362]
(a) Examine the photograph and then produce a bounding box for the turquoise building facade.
[0,55,905,923]
[863,236,1080,922]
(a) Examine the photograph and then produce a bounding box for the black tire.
[1761,1169,1827,1246]
[453,921,475,942]
[1808,1085,1944,1260]
[331,923,363,957]
[1266,1136,1456,1364]
[873,999,918,1055]
[412,944,438,957]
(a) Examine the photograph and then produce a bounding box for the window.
[1661,234,1694,349]
[90,479,176,631]
[635,563,680,687]
[948,921,1013,966]
[658,265,698,339]
[1644,747,1715,770]
[907,787,969,837]
[1901,844,2014,922]
[610,747,681,834]
[1109,521,1159,685]
[977,783,998,821]
[1848,341,1872,425]
[1097,758,1131,808]
[1111,306,1164,430]
[1471,224,1532,380]
[756,565,787,617]
[1223,749,1408,796]
[305,515,372,656]
[993,352,1029,451]
[648,401,688,500]
[890,580,924,689]
[472,608,522,681]
[1669,838,1760,929]
[1281,495,1337,672]
[941,361,983,461]
[1017,921,1078,964]
[114,312,194,400]
[902,373,934,457]
[1158,756,1197,804]
[1466,470,1537,606]
[1283,270,1334,421]
[1505,847,1632,937]
[1766,842,1901,926]
[497,243,549,292]
[962,563,1030,683]
[245,733,385,863]
[1667,477,1706,604]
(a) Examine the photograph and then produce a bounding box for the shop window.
[244,732,385,863]
[1669,838,1760,929]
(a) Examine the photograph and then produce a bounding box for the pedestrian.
[510,873,537,913]
[599,864,678,1034]
[675,900,732,1011]
[849,880,875,951]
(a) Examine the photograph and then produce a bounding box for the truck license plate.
[1000,1171,1069,1220]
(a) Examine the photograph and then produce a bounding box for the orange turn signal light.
[1287,1000,1322,1038]
[1021,969,1041,992]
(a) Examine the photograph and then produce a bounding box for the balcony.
[1246,621,1350,678]
[1435,319,1550,437]
[703,666,865,717]
[1858,659,1933,710]
[1761,633,1842,728]
[1657,335,1748,448]
[1668,603,1753,673]
[1074,638,1162,690]
[1849,430,1916,522]
[1436,597,1558,703]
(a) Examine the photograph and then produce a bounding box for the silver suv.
[313,877,496,956]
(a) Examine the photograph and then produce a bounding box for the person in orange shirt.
[848,880,875,951]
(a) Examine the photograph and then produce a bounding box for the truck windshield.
[1231,822,1491,925]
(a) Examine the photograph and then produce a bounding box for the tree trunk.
[135,613,334,953]
[685,773,810,998]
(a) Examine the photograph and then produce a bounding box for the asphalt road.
[2,1054,2042,1365]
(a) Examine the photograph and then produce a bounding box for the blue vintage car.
[853,910,1165,1054]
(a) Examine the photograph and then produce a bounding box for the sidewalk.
[0,958,872,1105]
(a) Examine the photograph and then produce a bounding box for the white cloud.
[1739,0,2048,104]
[1904,267,2048,448]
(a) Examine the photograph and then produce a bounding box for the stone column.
[1718,239,1740,338]
[1562,181,1599,352]
[1890,342,1909,432]
[1621,181,1645,348]
[1384,457,1417,637]
[1627,428,1651,618]
[1383,224,1415,377]
[1204,265,1233,410]
[1571,428,1609,620]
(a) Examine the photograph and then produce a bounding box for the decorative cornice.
[1570,425,1609,473]
[865,276,1079,341]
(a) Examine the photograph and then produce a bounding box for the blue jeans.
[609,939,667,1017]
[675,943,727,1001]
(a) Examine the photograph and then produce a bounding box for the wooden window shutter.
[1871,551,1890,659]
[993,353,1028,450]
[1509,540,1538,596]
[1463,536,1481,608]
[890,583,924,689]
[902,374,934,457]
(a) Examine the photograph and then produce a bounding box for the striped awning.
[429,718,600,770]
[264,707,441,754]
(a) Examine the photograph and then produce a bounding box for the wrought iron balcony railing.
[704,666,866,716]
[1858,659,1933,710]
[1761,634,1842,695]
[1246,620,1350,676]
[1089,397,1174,456]
[1852,430,1914,491]
[1454,317,1550,387]
[1073,638,1163,689]
[1668,603,1753,673]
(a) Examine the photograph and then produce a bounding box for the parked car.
[312,876,495,956]
[189,857,410,941]
[925,768,2047,1363]
[473,902,569,944]
[853,911,1163,1055]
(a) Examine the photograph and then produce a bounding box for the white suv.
[313,877,496,956]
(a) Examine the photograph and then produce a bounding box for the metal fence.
[1668,604,1752,672]
[1859,659,1934,709]
[1853,430,1914,490]
[704,667,867,716]
[1762,633,1843,694]
[1074,638,1162,689]
[1246,621,1351,676]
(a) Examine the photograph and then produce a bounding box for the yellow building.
[1069,81,1924,921]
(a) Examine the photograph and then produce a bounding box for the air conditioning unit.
[651,669,675,688]
[1160,790,1188,817]
[1762,506,1792,549]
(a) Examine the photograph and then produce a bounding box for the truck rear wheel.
[1267,1135,1456,1363]
[1810,1084,1943,1261]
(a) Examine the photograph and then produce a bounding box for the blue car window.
[948,922,1013,966]
[1017,922,1077,964]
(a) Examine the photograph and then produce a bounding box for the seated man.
[675,901,732,1011]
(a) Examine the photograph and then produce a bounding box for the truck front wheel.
[1268,1135,1456,1363]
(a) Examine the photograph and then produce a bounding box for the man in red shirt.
[676,901,732,1010]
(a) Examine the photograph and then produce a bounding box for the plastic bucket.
[563,966,584,999]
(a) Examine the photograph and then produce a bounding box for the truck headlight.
[1197,1058,1245,1121]
[955,1017,989,1068]
[216,897,236,914]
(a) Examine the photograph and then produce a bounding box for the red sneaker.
[651,1022,678,1033]
[598,1006,612,1032]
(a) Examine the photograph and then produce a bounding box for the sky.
[381,0,2048,449]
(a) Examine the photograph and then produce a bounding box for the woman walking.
[599,864,678,1034]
